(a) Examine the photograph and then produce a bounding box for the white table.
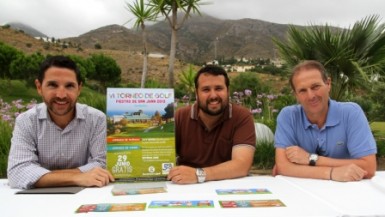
[277,171,385,216]
[1,173,384,217]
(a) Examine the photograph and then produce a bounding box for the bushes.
[78,89,107,113]
[253,141,275,170]
[376,139,385,158]
[0,98,37,178]
[0,120,12,178]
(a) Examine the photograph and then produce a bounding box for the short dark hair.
[194,65,230,89]
[289,60,328,91]
[38,55,82,84]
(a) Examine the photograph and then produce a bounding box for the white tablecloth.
[1,172,384,217]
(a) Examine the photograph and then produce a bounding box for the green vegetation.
[274,15,385,101]
[78,87,107,113]
[253,141,275,170]
[0,79,40,102]
[373,122,385,158]
[0,120,12,177]
[1,14,385,176]
[371,122,385,139]
[0,42,122,93]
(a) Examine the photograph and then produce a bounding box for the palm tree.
[273,15,385,100]
[178,64,196,103]
[148,0,206,88]
[125,0,158,88]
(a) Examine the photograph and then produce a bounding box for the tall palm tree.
[148,0,205,88]
[125,0,158,88]
[273,15,385,100]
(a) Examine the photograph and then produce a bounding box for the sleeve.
[233,108,256,148]
[78,111,107,172]
[7,114,50,189]
[345,104,377,158]
[274,107,297,149]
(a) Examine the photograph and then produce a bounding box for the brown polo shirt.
[175,103,256,168]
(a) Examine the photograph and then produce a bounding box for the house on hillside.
[231,65,254,72]
[149,53,166,59]
[206,60,219,65]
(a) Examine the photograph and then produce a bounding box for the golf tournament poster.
[106,88,176,181]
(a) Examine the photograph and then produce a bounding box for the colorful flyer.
[219,200,285,208]
[112,182,167,195]
[216,188,271,195]
[106,88,176,181]
[149,200,214,208]
[75,203,146,213]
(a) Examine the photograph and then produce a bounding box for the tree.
[230,72,271,98]
[9,52,45,87]
[148,0,205,87]
[126,0,158,88]
[273,15,385,100]
[68,55,95,84]
[369,83,385,121]
[0,42,23,79]
[89,54,121,91]
[94,43,102,49]
[178,64,196,102]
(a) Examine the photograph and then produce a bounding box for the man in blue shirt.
[274,60,377,182]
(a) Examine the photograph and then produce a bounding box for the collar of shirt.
[36,103,86,121]
[302,99,340,130]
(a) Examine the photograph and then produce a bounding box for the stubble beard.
[45,97,76,117]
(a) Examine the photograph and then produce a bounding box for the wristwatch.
[196,168,206,183]
[309,153,319,166]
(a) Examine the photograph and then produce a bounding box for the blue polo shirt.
[274,99,377,159]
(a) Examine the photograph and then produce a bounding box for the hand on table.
[167,165,197,184]
[285,146,310,165]
[331,164,367,182]
[74,167,115,187]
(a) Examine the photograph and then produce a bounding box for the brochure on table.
[106,88,176,181]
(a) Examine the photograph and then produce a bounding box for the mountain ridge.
[62,15,291,63]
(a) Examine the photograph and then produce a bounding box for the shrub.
[0,98,37,178]
[0,120,12,178]
[253,141,275,170]
[78,90,107,113]
[377,139,385,158]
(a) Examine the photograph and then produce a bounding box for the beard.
[44,97,76,117]
[198,96,228,116]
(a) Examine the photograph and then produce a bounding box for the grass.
[371,122,385,139]
[371,122,385,158]
[0,121,12,178]
[78,86,107,113]
[0,79,40,102]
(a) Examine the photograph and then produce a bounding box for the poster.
[106,88,176,181]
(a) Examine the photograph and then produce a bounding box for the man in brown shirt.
[167,65,256,184]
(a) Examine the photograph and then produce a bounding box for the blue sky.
[1,0,384,38]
